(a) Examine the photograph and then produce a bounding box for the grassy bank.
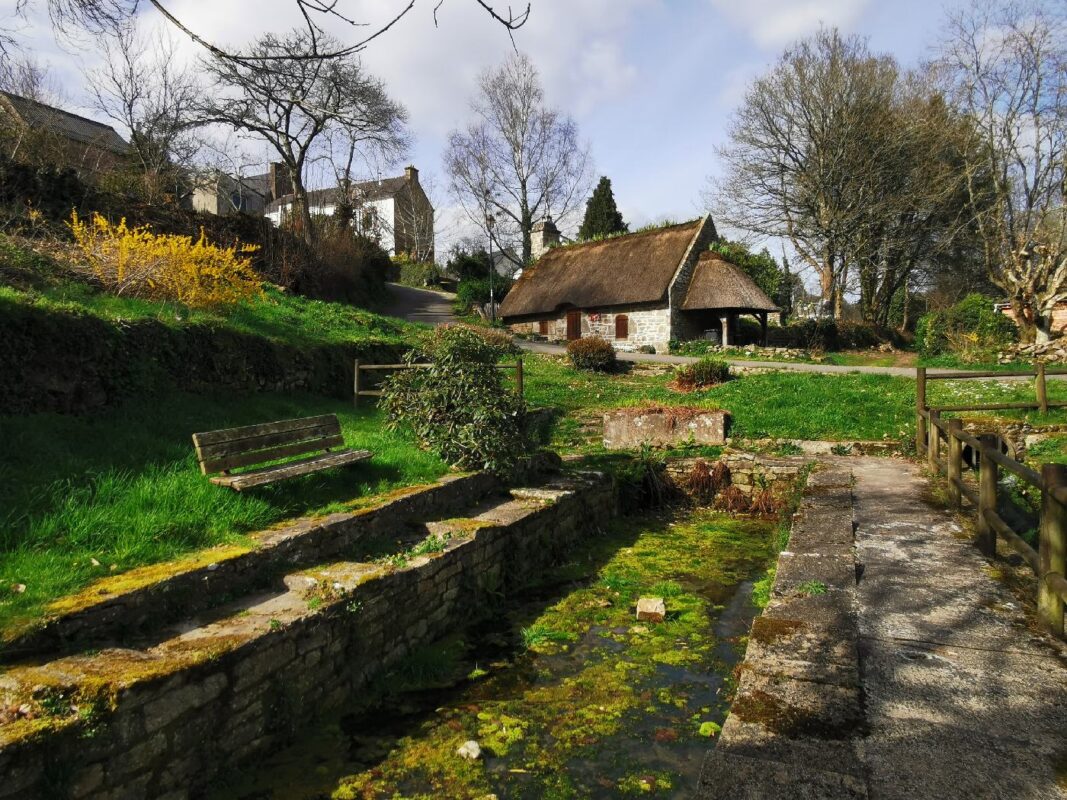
[0,392,447,633]
[0,235,421,349]
[522,354,1067,451]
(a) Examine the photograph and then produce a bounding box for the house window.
[538,320,549,335]
[615,314,629,340]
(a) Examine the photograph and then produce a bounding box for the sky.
[3,0,958,253]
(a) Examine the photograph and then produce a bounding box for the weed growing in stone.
[796,580,828,596]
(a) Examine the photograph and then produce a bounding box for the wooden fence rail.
[352,359,524,406]
[915,365,1067,637]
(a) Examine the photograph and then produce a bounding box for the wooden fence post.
[916,367,927,455]
[947,418,962,509]
[353,359,360,408]
[977,434,999,558]
[1037,362,1049,414]
[1040,464,1067,637]
[928,410,941,473]
[515,359,524,399]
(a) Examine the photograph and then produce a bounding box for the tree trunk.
[290,171,316,246]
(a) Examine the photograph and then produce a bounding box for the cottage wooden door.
[566,310,581,340]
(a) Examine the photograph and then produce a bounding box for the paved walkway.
[381,282,457,326]
[852,457,1067,799]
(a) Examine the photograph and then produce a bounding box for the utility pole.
[487,212,497,323]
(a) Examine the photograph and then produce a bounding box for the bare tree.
[199,29,409,244]
[936,0,1067,342]
[17,1,529,63]
[88,22,202,202]
[445,52,592,266]
[0,53,70,162]
[711,29,895,317]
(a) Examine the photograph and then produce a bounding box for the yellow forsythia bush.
[68,210,262,307]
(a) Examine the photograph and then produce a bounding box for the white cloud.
[708,0,871,48]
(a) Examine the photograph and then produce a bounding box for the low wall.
[667,452,804,498]
[0,299,404,414]
[603,407,728,449]
[0,470,616,800]
[696,465,866,798]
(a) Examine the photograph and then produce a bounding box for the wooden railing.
[352,359,524,407]
[915,366,1067,637]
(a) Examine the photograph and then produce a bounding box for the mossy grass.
[0,391,447,634]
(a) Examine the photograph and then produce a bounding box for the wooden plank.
[1039,464,1067,636]
[357,390,385,397]
[954,478,979,507]
[195,421,341,461]
[927,368,1067,380]
[201,435,344,475]
[1046,571,1067,604]
[193,415,337,447]
[928,402,1067,412]
[982,507,1040,572]
[981,446,1043,488]
[211,449,372,491]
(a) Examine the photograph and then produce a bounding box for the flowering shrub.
[68,210,262,307]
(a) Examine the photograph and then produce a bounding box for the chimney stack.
[531,216,561,260]
[404,164,419,184]
[268,162,292,202]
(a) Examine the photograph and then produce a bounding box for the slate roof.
[0,91,129,154]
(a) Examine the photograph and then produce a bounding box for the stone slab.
[695,749,868,800]
[774,552,857,591]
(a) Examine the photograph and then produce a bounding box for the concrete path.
[851,457,1067,799]
[381,282,457,326]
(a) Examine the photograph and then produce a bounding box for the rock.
[457,740,482,760]
[636,597,666,623]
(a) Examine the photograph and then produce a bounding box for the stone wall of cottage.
[510,307,673,353]
[667,216,720,342]
[0,472,616,800]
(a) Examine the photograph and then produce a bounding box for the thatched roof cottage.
[499,216,777,353]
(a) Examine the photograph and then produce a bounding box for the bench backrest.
[192,414,343,475]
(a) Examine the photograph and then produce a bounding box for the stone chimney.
[404,164,419,184]
[268,162,292,201]
[531,216,561,260]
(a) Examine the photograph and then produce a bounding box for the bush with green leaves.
[393,256,438,288]
[455,277,512,312]
[916,294,1017,358]
[674,357,731,389]
[382,325,527,473]
[566,336,616,371]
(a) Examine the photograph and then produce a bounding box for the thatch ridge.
[681,251,778,311]
[500,219,703,318]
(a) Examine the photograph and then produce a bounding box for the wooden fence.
[916,366,1067,637]
[352,359,524,407]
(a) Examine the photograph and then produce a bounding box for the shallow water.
[211,510,774,800]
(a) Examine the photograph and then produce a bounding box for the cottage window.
[538,320,549,335]
[615,314,629,340]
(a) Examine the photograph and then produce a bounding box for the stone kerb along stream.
[208,455,807,800]
[0,452,807,799]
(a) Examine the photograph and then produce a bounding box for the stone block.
[636,597,666,622]
[603,408,728,450]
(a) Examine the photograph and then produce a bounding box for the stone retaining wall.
[0,471,616,800]
[696,465,867,799]
[603,408,728,449]
[666,452,804,498]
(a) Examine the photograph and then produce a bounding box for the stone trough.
[603,406,729,450]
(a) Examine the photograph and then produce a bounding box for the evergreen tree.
[578,176,628,240]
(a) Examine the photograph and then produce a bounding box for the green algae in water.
[209,509,777,799]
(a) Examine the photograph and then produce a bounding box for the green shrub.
[674,357,731,390]
[382,325,527,473]
[455,277,512,311]
[566,336,616,372]
[916,294,1017,358]
[393,257,438,288]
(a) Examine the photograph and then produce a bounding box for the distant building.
[0,91,129,171]
[264,165,434,260]
[500,216,778,353]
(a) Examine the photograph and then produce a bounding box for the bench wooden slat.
[192,415,338,447]
[194,421,341,462]
[209,449,372,491]
[200,435,346,475]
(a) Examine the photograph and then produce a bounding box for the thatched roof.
[500,219,705,318]
[681,251,778,311]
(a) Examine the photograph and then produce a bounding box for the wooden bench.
[192,414,371,491]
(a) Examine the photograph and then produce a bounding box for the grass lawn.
[0,391,447,634]
[0,234,422,349]
[522,354,1067,452]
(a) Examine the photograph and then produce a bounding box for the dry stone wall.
[0,470,616,800]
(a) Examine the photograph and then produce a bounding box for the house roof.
[681,251,778,312]
[265,175,410,214]
[0,91,129,154]
[499,219,705,318]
